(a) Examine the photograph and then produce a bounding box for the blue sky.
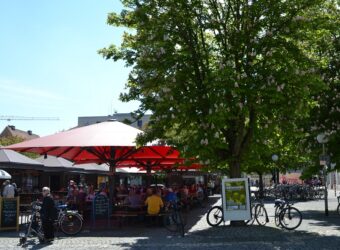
[0,0,139,136]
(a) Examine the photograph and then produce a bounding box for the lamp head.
[272,154,279,161]
[317,133,329,144]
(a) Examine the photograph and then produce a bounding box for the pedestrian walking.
[41,187,57,243]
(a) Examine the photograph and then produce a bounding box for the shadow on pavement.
[301,209,340,229]
[118,225,340,250]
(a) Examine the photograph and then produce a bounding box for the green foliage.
[0,136,24,146]
[298,1,340,176]
[0,136,39,159]
[101,0,337,177]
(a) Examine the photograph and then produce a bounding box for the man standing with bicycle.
[41,187,57,243]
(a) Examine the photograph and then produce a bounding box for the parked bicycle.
[206,195,301,230]
[251,198,269,226]
[163,200,187,237]
[274,199,302,230]
[206,198,268,227]
[55,204,83,235]
[19,202,83,245]
[336,195,340,215]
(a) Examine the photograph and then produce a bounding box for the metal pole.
[335,170,337,197]
[323,143,329,216]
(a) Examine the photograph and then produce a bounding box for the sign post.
[221,177,251,222]
[0,197,20,231]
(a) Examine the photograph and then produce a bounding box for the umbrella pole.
[109,164,116,216]
[146,164,151,187]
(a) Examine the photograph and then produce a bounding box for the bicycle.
[206,201,268,227]
[274,199,302,230]
[336,195,340,215]
[163,201,187,237]
[55,204,83,235]
[19,202,83,245]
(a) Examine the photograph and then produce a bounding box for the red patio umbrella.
[2,120,146,209]
[2,120,198,206]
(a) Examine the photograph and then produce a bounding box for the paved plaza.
[1,192,340,249]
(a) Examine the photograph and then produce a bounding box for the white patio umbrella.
[0,169,11,179]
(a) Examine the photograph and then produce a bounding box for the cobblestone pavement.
[1,191,340,249]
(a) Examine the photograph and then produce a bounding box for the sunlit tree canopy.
[100,0,337,177]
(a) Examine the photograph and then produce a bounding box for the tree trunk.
[229,158,241,178]
[258,172,264,199]
[146,164,152,187]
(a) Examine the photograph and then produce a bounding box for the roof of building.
[0,149,43,166]
[0,125,39,140]
[78,113,151,130]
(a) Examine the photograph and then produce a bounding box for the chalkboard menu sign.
[0,197,19,231]
[92,194,109,220]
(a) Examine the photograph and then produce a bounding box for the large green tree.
[307,2,339,168]
[100,0,334,178]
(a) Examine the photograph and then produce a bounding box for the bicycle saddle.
[274,199,285,206]
[57,204,68,209]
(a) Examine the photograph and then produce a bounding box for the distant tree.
[0,136,24,146]
[0,136,39,159]
[122,118,133,125]
[100,0,335,178]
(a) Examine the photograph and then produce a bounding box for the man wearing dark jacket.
[41,187,55,243]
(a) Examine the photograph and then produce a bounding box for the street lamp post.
[331,163,337,196]
[317,133,329,216]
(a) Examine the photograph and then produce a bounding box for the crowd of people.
[61,180,208,216]
[116,183,207,214]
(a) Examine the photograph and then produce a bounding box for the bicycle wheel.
[60,212,83,235]
[274,206,282,227]
[337,203,340,216]
[255,204,268,226]
[246,204,256,225]
[206,206,223,227]
[279,207,302,230]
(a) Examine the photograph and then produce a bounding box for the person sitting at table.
[145,188,153,198]
[164,188,177,209]
[66,180,78,209]
[145,188,164,215]
[77,185,87,215]
[124,189,143,211]
[189,184,197,197]
[99,187,108,197]
[86,185,95,202]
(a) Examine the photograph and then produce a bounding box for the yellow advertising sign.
[221,178,251,221]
